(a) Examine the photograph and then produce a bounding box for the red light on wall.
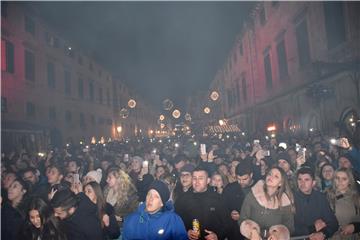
[267,125,276,132]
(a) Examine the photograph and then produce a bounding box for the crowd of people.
[1,126,360,240]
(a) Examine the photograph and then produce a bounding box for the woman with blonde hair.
[104,167,139,225]
[239,166,295,234]
[326,168,360,239]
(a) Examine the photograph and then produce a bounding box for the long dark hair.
[8,177,30,216]
[84,181,106,228]
[21,197,66,240]
[264,167,295,212]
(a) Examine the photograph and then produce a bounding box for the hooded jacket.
[122,201,187,240]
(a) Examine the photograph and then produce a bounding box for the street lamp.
[116,126,122,139]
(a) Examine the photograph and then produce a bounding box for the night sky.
[30,2,254,111]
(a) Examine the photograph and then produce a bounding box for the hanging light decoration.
[172,109,181,118]
[203,107,211,114]
[128,99,136,108]
[210,91,219,101]
[162,99,174,111]
[119,108,129,119]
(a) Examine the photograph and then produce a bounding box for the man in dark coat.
[293,166,338,239]
[222,160,255,240]
[21,167,48,199]
[51,188,102,240]
[175,166,231,240]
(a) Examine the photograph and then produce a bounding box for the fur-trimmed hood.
[251,180,291,209]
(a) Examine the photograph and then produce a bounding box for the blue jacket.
[122,201,188,240]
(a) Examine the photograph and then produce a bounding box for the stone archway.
[338,106,359,135]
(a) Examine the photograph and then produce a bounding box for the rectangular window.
[233,52,237,64]
[236,80,241,104]
[98,88,103,104]
[232,89,236,109]
[98,117,104,125]
[64,71,71,96]
[25,50,35,81]
[239,42,243,56]
[259,6,266,25]
[26,101,35,117]
[1,39,14,73]
[78,78,84,99]
[79,113,86,128]
[227,89,234,110]
[89,81,94,102]
[47,62,56,88]
[48,106,56,120]
[90,115,95,125]
[296,20,311,67]
[324,2,346,49]
[65,110,72,123]
[1,2,8,18]
[272,1,279,7]
[64,45,74,58]
[1,97,7,113]
[25,16,35,35]
[54,38,59,48]
[78,56,83,65]
[264,52,273,90]
[106,89,111,107]
[45,32,58,48]
[276,39,289,80]
[112,89,118,107]
[242,76,247,102]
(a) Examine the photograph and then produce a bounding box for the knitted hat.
[276,152,291,164]
[86,168,102,184]
[149,180,170,205]
[180,164,195,174]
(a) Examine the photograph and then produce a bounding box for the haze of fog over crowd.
[31,1,255,111]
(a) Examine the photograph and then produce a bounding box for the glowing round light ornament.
[210,91,219,101]
[172,109,181,119]
[203,107,211,114]
[128,99,136,108]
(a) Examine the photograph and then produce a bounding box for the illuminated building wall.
[208,1,360,134]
